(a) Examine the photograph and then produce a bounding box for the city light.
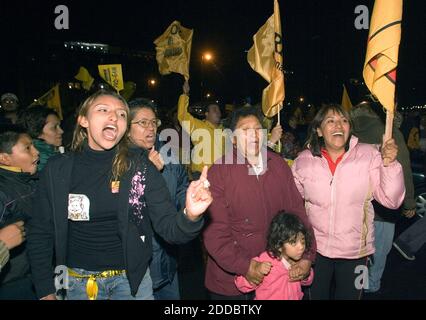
[202,52,213,61]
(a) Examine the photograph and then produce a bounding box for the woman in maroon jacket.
[203,107,316,300]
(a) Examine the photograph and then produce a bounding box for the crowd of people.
[0,79,424,300]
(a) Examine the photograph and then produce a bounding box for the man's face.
[205,104,221,126]
[1,98,19,112]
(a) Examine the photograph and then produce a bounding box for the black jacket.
[0,167,37,284]
[27,149,203,298]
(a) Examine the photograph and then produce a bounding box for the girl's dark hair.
[266,211,312,259]
[304,103,352,157]
[71,90,130,181]
[0,124,28,154]
[17,105,59,139]
[229,106,262,131]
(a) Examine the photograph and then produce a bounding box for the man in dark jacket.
[203,107,316,299]
[351,101,416,293]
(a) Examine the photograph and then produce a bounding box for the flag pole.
[383,107,394,166]
[276,103,282,153]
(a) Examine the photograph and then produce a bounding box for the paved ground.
[178,216,426,300]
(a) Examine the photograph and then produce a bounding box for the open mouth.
[145,134,155,142]
[103,125,118,140]
[332,132,344,136]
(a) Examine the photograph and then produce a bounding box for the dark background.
[1,0,425,111]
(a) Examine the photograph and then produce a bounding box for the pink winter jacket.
[292,136,405,259]
[235,252,314,300]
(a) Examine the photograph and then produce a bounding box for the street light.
[148,79,157,86]
[203,53,213,62]
[201,52,213,99]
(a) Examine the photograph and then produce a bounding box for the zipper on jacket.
[326,172,335,255]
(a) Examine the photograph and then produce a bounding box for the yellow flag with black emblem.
[98,64,124,93]
[154,21,193,80]
[247,0,284,118]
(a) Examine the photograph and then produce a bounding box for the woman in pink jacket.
[292,104,405,300]
[235,212,314,300]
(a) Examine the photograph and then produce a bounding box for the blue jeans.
[395,215,426,254]
[368,221,395,292]
[153,272,180,300]
[66,268,154,300]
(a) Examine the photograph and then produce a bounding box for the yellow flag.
[363,0,402,113]
[98,64,124,93]
[341,84,353,111]
[247,0,284,117]
[120,81,137,101]
[154,21,193,80]
[75,66,94,91]
[32,84,63,120]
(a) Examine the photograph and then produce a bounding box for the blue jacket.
[149,138,189,290]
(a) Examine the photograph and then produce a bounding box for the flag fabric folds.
[247,0,284,118]
[98,64,124,93]
[75,66,94,91]
[363,0,402,113]
[31,84,63,119]
[154,21,193,80]
[341,84,353,111]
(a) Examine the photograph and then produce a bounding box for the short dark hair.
[202,100,221,114]
[266,212,312,259]
[128,98,157,121]
[0,124,28,154]
[17,105,59,139]
[304,103,352,157]
[228,106,262,131]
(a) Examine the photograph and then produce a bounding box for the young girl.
[27,90,212,300]
[235,212,314,300]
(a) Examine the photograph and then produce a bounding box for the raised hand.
[269,124,283,145]
[184,166,213,221]
[148,147,164,171]
[183,80,190,95]
[381,136,398,166]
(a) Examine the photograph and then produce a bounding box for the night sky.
[1,0,425,109]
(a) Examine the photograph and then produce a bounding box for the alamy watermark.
[54,5,69,30]
[354,264,369,290]
[158,123,269,175]
[354,5,369,30]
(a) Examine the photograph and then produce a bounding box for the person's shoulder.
[296,148,313,159]
[354,141,380,154]
[47,151,73,164]
[42,152,75,173]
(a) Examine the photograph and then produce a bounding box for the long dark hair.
[304,103,352,157]
[266,212,312,259]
